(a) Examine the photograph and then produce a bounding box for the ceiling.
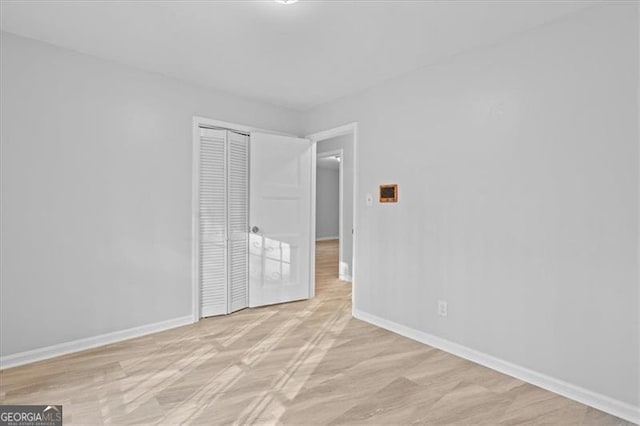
[0,1,596,111]
[318,155,340,170]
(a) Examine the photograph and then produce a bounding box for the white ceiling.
[1,1,596,111]
[318,156,340,169]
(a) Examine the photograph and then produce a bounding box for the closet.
[197,126,249,317]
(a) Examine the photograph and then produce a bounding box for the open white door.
[249,132,313,307]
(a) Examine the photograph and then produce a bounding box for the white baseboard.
[0,315,194,370]
[353,308,640,425]
[339,261,352,282]
[316,236,339,241]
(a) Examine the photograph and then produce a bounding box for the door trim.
[191,116,298,323]
[306,122,358,305]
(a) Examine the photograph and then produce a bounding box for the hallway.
[0,240,628,424]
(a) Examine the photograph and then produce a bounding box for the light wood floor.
[0,240,632,425]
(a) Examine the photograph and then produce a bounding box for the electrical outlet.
[438,300,448,317]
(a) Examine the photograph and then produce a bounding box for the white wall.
[317,135,355,277]
[305,4,639,409]
[0,32,302,358]
[316,163,339,239]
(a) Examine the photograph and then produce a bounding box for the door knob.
[251,226,260,233]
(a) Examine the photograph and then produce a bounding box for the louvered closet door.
[198,127,227,317]
[227,131,249,313]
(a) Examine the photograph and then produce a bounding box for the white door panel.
[249,132,312,307]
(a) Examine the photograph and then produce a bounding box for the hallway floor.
[0,240,630,424]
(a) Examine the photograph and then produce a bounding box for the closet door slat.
[199,127,228,317]
[227,131,249,313]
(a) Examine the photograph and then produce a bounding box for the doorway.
[315,149,342,273]
[307,123,358,302]
[315,150,342,286]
